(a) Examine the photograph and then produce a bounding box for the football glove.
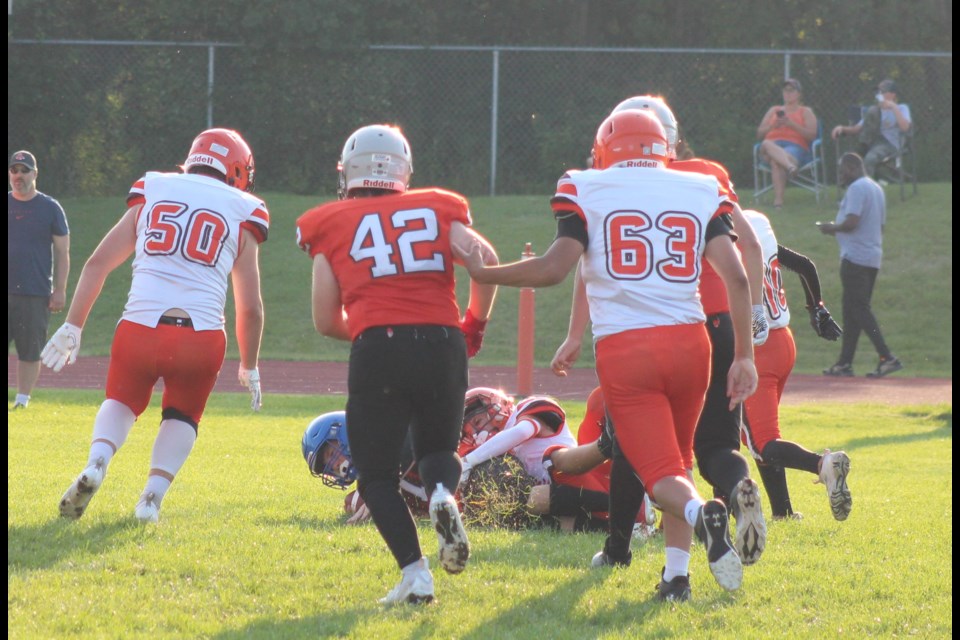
[40,322,82,372]
[751,304,770,346]
[597,417,615,460]
[460,309,487,358]
[808,302,842,341]
[238,366,262,412]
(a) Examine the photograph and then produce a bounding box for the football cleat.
[655,568,692,602]
[731,478,767,566]
[694,499,743,591]
[430,484,470,574]
[135,491,160,523]
[59,457,106,520]
[818,450,852,521]
[379,558,435,606]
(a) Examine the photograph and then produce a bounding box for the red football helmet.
[183,128,256,192]
[592,109,669,169]
[460,387,514,455]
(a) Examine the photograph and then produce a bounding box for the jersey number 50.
[143,201,229,267]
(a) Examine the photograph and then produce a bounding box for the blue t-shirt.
[8,191,69,296]
[835,176,885,269]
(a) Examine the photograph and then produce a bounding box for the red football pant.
[595,323,711,491]
[105,320,226,424]
[742,326,796,456]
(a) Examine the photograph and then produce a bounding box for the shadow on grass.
[8,517,143,572]
[839,410,952,451]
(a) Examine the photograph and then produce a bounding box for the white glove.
[238,366,262,412]
[346,501,371,525]
[751,304,770,346]
[41,323,82,372]
[459,458,474,486]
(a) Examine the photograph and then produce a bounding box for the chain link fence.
[8,41,952,198]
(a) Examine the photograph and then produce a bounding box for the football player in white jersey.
[738,209,851,522]
[456,109,757,597]
[42,128,269,524]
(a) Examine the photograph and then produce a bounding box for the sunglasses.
[9,166,33,174]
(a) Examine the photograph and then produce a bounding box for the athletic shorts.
[742,327,796,456]
[8,294,51,361]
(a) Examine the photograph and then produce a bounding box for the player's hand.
[346,501,371,525]
[49,290,66,312]
[40,322,82,372]
[596,418,615,460]
[460,309,487,358]
[459,458,473,486]
[808,302,842,341]
[238,366,262,412]
[451,241,486,278]
[550,337,582,377]
[751,305,769,346]
[726,357,758,409]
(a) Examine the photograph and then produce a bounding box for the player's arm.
[50,233,70,312]
[311,253,350,341]
[546,441,607,476]
[729,204,763,307]
[705,231,757,408]
[451,222,499,322]
[777,244,822,309]
[551,262,590,376]
[64,205,139,328]
[231,228,264,371]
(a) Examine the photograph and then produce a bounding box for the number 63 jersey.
[295,188,471,339]
[124,171,270,330]
[552,165,734,339]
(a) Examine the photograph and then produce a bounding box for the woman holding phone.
[756,78,819,210]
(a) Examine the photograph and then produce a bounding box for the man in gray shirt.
[816,152,902,378]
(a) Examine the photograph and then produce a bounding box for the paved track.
[10,355,951,405]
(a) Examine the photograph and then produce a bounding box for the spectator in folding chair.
[756,78,819,210]
[830,79,911,180]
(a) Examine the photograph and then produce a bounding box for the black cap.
[783,78,802,92]
[9,150,37,171]
[878,79,898,94]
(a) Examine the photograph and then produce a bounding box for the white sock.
[142,475,173,506]
[401,557,427,578]
[87,399,137,468]
[15,393,30,406]
[663,547,691,581]
[148,418,197,476]
[684,498,706,527]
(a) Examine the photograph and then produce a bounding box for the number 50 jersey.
[296,188,471,339]
[552,165,733,338]
[124,171,270,331]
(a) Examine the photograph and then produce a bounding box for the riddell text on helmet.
[362,179,394,188]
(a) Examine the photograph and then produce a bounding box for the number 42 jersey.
[124,171,270,331]
[552,164,734,338]
[295,188,471,339]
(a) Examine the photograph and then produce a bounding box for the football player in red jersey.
[296,124,498,606]
[43,128,268,525]
[457,109,757,599]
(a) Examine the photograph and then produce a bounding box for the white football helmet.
[337,124,413,199]
[611,95,679,159]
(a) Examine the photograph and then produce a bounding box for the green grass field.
[50,182,951,377]
[7,391,952,638]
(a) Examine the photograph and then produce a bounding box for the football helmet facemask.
[302,411,357,489]
[611,95,679,159]
[592,109,669,170]
[461,387,515,454]
[337,124,413,199]
[183,128,256,192]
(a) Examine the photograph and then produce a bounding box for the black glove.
[597,415,615,460]
[808,303,842,341]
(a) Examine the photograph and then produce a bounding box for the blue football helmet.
[302,411,357,489]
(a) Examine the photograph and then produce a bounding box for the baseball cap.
[782,78,802,92]
[878,79,898,93]
[9,150,37,171]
